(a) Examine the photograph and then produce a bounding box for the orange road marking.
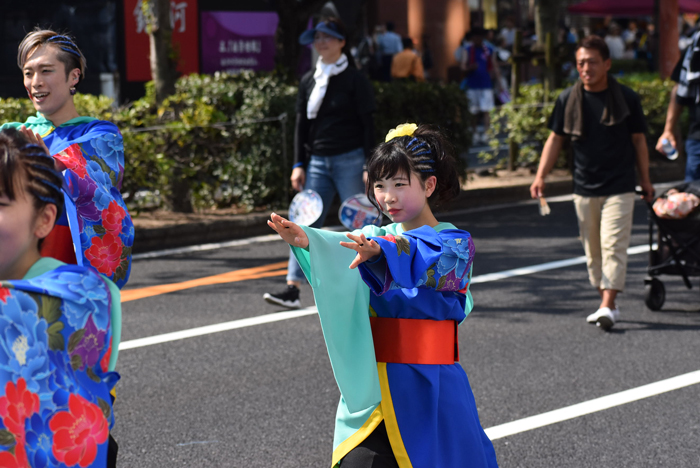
[121,261,288,303]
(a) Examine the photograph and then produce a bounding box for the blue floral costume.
[2,114,134,289]
[0,259,119,467]
[291,222,498,468]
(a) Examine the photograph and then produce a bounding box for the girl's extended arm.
[267,212,309,248]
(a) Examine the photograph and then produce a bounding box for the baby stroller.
[642,181,700,310]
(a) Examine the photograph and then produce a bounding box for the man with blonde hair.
[1,28,134,289]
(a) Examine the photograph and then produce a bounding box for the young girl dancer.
[2,28,133,289]
[0,128,120,467]
[268,124,498,467]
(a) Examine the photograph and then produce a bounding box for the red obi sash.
[370,317,459,365]
[40,225,77,264]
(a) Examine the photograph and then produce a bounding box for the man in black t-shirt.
[530,36,654,330]
[656,31,700,182]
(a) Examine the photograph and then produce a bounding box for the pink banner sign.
[201,11,279,74]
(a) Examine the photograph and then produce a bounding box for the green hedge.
[0,72,470,212]
[482,73,679,167]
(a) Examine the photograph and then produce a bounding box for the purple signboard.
[201,12,279,74]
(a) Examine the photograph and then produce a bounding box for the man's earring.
[70,87,76,96]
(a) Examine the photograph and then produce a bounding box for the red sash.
[370,317,459,365]
[40,225,77,264]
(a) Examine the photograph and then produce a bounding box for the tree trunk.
[534,0,560,95]
[145,0,178,104]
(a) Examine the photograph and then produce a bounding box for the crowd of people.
[0,13,698,468]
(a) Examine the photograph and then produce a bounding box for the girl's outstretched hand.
[267,212,309,248]
[340,233,381,269]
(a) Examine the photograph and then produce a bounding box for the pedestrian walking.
[656,28,700,182]
[267,123,499,468]
[0,127,121,467]
[263,17,375,309]
[375,22,403,82]
[530,36,654,330]
[390,37,425,82]
[1,28,133,289]
[460,27,503,144]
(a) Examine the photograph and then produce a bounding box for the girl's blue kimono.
[2,114,134,289]
[0,258,120,468]
[292,222,498,468]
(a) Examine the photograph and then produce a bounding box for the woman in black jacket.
[264,17,376,308]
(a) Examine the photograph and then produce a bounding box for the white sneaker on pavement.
[586,307,620,330]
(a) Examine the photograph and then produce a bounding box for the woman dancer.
[0,127,120,467]
[263,17,375,309]
[268,124,498,467]
[2,28,133,288]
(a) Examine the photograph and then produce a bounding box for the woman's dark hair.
[576,35,610,61]
[323,16,355,67]
[366,124,461,210]
[0,128,64,224]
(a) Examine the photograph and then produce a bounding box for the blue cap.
[299,21,345,45]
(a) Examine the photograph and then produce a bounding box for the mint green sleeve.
[290,226,382,414]
[105,278,122,371]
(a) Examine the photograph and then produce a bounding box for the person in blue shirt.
[376,22,403,82]
[460,27,503,144]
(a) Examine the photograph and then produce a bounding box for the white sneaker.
[586,307,620,330]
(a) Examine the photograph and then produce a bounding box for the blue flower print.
[92,133,123,172]
[86,161,113,211]
[0,292,53,406]
[25,410,57,468]
[34,271,110,330]
[436,237,474,278]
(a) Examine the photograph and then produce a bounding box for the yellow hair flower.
[385,123,418,142]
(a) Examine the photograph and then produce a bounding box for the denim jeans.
[684,138,700,182]
[287,148,366,282]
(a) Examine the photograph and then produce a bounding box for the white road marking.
[485,369,700,440]
[119,307,318,350]
[470,243,652,283]
[121,243,654,350]
[132,233,281,260]
[120,238,698,442]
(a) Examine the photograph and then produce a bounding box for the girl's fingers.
[348,253,362,269]
[339,241,360,251]
[345,233,361,243]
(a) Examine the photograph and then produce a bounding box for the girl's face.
[373,171,436,227]
[23,45,80,122]
[0,180,56,280]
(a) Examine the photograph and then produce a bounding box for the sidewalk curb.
[132,179,574,254]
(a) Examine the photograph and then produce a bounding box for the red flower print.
[378,234,396,243]
[0,442,29,468]
[50,394,109,467]
[84,233,123,276]
[101,201,126,234]
[0,287,11,304]
[100,341,112,373]
[0,378,40,436]
[54,144,87,179]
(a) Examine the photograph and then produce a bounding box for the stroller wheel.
[644,278,665,311]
